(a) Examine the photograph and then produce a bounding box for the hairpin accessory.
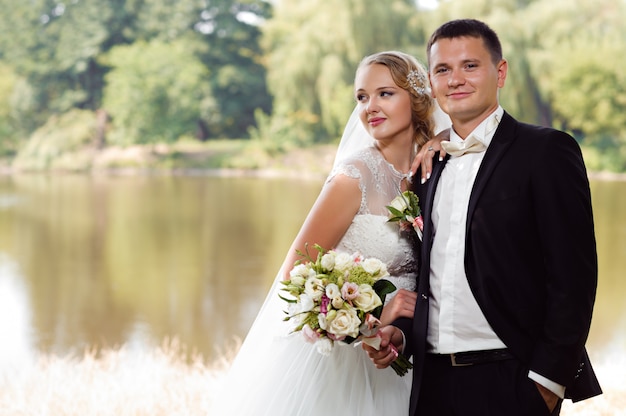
[407,70,428,95]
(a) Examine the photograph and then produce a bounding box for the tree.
[260,0,423,144]
[101,38,213,145]
[0,0,272,144]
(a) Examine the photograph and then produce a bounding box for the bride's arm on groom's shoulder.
[411,128,450,184]
[362,325,405,369]
[279,173,361,280]
[379,289,417,326]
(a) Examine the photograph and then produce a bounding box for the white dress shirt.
[426,106,565,398]
[427,106,505,354]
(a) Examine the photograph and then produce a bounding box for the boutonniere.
[386,190,423,240]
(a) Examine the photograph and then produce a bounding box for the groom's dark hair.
[427,19,503,66]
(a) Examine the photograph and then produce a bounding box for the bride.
[210,51,450,415]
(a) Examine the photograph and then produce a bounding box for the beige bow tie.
[441,134,486,157]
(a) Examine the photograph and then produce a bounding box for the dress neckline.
[371,145,413,184]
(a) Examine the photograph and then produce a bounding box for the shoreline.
[1,166,625,182]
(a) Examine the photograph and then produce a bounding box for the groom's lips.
[369,117,385,127]
[447,91,473,99]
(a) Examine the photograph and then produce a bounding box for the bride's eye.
[356,94,367,102]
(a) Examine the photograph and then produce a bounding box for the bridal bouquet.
[279,244,413,376]
[387,190,423,240]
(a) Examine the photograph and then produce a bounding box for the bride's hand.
[379,289,417,326]
[411,128,450,184]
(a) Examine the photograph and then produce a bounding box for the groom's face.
[428,36,507,133]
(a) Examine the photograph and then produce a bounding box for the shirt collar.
[449,106,504,147]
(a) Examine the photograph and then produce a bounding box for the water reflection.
[0,174,322,362]
[0,254,35,373]
[0,174,624,371]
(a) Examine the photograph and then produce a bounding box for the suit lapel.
[422,154,447,258]
[466,112,517,226]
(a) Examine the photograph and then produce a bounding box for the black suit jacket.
[397,112,602,415]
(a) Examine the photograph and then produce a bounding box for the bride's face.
[354,64,414,145]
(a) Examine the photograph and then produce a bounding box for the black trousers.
[416,354,563,416]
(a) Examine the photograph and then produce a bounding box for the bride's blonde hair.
[357,51,435,148]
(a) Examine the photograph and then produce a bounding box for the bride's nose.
[366,97,380,113]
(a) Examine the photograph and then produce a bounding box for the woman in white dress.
[210,51,449,415]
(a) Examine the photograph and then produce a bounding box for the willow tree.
[524,0,626,170]
[259,0,425,145]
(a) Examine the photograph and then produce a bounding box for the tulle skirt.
[210,277,412,416]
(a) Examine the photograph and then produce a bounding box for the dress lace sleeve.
[326,158,370,215]
[327,147,406,217]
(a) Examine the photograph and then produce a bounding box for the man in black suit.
[365,19,601,415]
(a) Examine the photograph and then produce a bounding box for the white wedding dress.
[210,146,418,416]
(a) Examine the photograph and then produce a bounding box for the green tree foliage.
[101,38,213,145]
[259,0,423,145]
[0,64,21,156]
[194,0,273,138]
[0,0,271,144]
[1,0,625,171]
[522,0,626,170]
[0,0,122,127]
[127,0,272,138]
[425,0,626,171]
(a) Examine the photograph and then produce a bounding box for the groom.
[365,19,601,415]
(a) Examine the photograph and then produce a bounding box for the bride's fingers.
[420,150,433,184]
[413,142,438,184]
[415,128,451,183]
[439,146,447,161]
[410,150,425,177]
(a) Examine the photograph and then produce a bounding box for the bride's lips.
[368,117,385,127]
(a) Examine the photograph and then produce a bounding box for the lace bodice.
[327,146,418,295]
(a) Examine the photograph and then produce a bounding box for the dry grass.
[0,338,623,416]
[0,338,230,416]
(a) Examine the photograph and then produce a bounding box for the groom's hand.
[362,326,404,369]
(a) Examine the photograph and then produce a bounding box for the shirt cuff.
[528,371,565,399]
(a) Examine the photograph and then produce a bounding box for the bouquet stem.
[390,352,413,376]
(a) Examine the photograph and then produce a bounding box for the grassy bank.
[3,137,338,180]
[4,138,626,182]
[0,339,623,416]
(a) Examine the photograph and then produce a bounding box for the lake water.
[0,174,624,380]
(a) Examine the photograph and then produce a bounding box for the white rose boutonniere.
[387,190,423,240]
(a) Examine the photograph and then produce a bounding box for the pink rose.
[302,324,320,343]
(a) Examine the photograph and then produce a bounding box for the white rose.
[320,251,336,271]
[315,338,334,356]
[304,277,325,301]
[361,258,387,276]
[326,308,361,338]
[389,195,409,212]
[353,284,382,312]
[334,252,354,273]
